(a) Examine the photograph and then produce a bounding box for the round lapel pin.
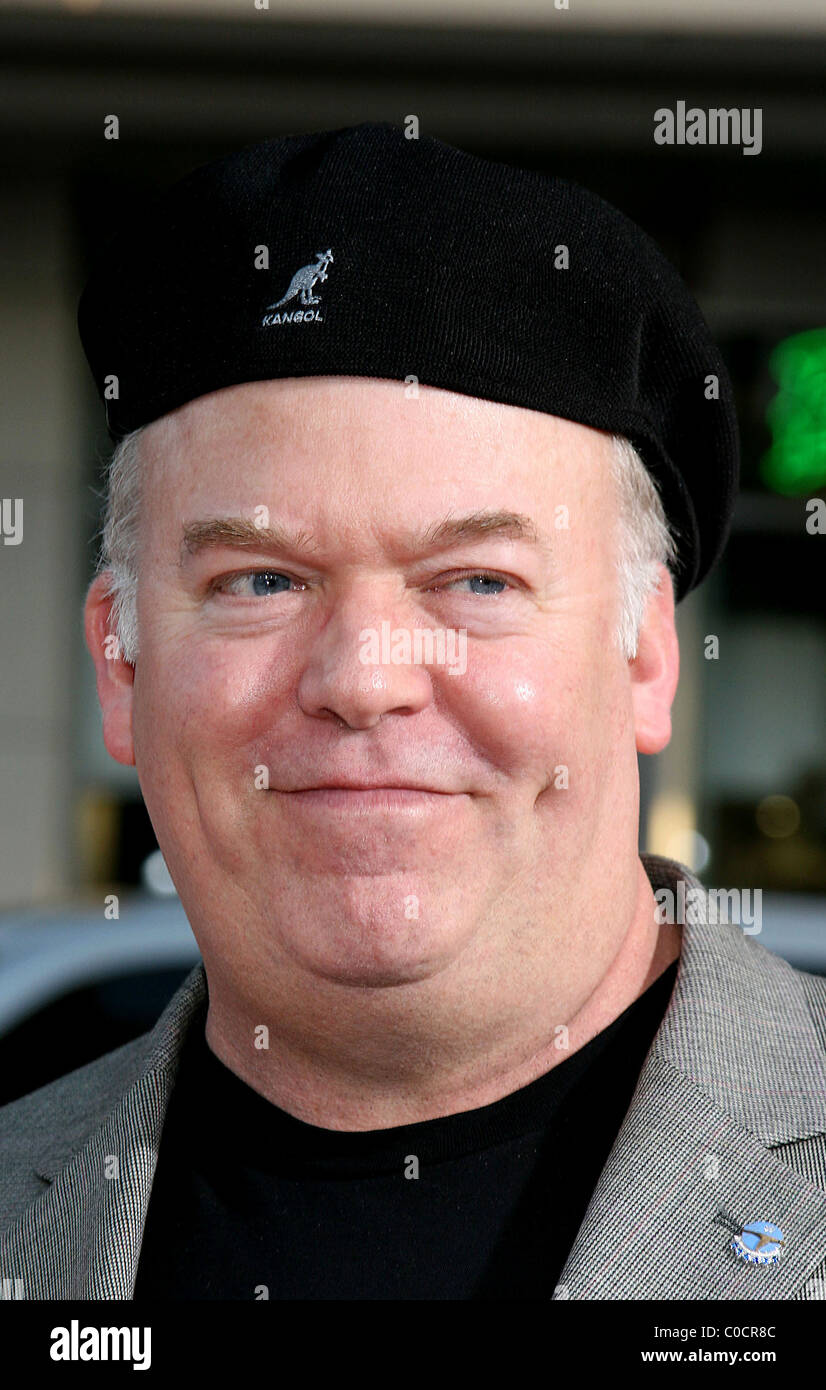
[732,1220,785,1265]
[714,1210,785,1265]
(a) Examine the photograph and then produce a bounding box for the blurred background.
[0,0,824,1099]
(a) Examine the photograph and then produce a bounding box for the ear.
[83,573,137,767]
[629,564,680,755]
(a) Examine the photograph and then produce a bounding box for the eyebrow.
[179,509,551,565]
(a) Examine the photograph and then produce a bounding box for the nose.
[295,585,437,729]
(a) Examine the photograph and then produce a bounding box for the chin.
[280,913,462,989]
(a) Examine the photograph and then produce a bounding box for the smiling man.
[89,378,681,1127]
[2,122,825,1302]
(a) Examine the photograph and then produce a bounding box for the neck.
[202,858,681,1131]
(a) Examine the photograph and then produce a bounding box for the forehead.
[139,377,618,531]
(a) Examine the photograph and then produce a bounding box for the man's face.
[87,377,675,1007]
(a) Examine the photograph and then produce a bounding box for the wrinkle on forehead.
[138,377,621,563]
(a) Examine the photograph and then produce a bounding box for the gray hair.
[94,425,676,666]
[609,434,678,659]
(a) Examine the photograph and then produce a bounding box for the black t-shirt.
[133,958,678,1301]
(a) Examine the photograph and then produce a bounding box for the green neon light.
[760,327,826,495]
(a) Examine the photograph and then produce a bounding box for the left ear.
[629,563,680,755]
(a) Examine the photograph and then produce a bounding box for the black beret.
[77,120,740,600]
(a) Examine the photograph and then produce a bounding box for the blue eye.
[249,571,292,597]
[446,573,509,596]
[216,570,296,597]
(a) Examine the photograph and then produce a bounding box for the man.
[1,122,825,1301]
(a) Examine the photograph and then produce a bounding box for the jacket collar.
[6,853,826,1299]
[646,853,825,1143]
[31,963,208,1188]
[1,967,209,1299]
[554,853,826,1298]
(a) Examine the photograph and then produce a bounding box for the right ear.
[83,573,137,767]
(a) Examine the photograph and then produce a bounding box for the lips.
[297,782,447,793]
[280,785,455,816]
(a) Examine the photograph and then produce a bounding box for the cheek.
[441,644,573,774]
[135,636,295,775]
[446,638,623,796]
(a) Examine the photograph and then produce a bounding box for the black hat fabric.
[77,120,740,599]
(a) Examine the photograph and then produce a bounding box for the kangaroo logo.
[262,249,333,327]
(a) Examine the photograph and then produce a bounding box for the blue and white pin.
[715,1210,785,1266]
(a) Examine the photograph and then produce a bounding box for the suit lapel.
[555,854,826,1299]
[0,963,207,1299]
[554,1052,826,1298]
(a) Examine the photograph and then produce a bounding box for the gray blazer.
[1,853,825,1300]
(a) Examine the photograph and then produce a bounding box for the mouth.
[280,785,458,813]
[298,782,448,793]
